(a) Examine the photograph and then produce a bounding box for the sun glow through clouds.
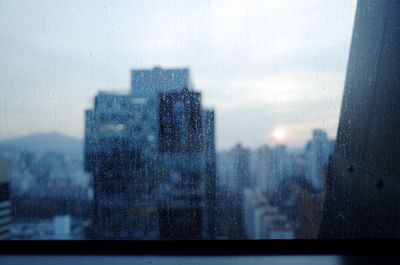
[272,127,288,143]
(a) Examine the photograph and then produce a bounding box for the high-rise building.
[243,188,294,239]
[320,0,400,238]
[231,144,251,191]
[219,143,251,239]
[272,145,289,191]
[159,88,202,154]
[216,150,235,191]
[0,157,12,240]
[305,129,333,191]
[157,88,206,239]
[251,144,292,195]
[202,109,217,239]
[53,215,71,240]
[243,188,267,239]
[131,67,192,94]
[253,145,273,192]
[85,92,160,239]
[297,190,325,239]
[86,66,214,239]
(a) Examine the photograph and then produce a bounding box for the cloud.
[0,0,357,151]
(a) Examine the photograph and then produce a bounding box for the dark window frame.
[0,239,399,256]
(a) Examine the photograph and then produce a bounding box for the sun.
[272,128,288,143]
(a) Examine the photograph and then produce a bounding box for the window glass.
[0,0,370,240]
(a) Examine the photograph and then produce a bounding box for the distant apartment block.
[0,157,12,240]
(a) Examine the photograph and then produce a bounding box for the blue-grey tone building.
[232,144,251,191]
[157,88,205,239]
[85,92,160,239]
[305,129,333,191]
[0,157,12,240]
[202,109,217,239]
[85,66,215,239]
[320,0,400,238]
[131,67,192,94]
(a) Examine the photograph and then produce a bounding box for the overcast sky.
[0,0,357,151]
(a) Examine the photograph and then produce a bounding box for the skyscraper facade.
[131,67,192,94]
[85,67,215,239]
[320,0,400,238]
[231,144,251,191]
[253,145,273,192]
[85,92,159,239]
[157,88,205,239]
[305,129,333,191]
[202,109,217,239]
[0,157,12,240]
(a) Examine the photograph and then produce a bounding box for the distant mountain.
[0,132,83,155]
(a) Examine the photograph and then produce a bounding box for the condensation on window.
[7,0,397,241]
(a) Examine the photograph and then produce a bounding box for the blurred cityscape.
[0,67,335,240]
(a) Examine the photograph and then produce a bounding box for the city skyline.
[0,0,357,150]
[2,0,400,242]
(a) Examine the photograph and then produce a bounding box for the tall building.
[219,143,251,239]
[252,145,291,195]
[243,188,294,239]
[131,67,192,94]
[202,109,217,239]
[243,188,268,239]
[320,0,400,238]
[305,129,333,191]
[0,157,12,240]
[272,145,289,191]
[85,66,214,239]
[231,144,251,191]
[297,190,325,239]
[216,150,235,191]
[253,145,274,192]
[158,88,202,154]
[85,92,160,239]
[157,88,206,239]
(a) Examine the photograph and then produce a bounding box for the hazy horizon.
[0,130,332,154]
[0,0,357,150]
